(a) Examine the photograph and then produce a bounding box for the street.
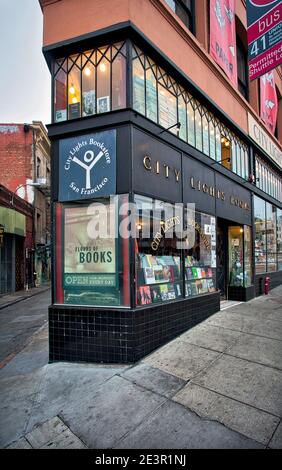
[0,290,50,366]
[0,286,282,449]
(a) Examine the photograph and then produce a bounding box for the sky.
[0,0,51,125]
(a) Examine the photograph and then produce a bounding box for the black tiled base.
[49,292,220,364]
[228,285,255,302]
[255,271,282,297]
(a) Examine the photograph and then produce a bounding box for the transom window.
[255,156,282,203]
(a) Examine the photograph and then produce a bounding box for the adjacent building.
[0,184,35,294]
[0,122,51,292]
[39,0,282,363]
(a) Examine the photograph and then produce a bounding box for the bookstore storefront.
[50,125,255,363]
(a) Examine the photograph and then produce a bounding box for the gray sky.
[0,0,51,125]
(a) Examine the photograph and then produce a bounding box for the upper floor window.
[237,37,248,100]
[255,155,282,203]
[164,0,194,33]
[53,42,127,123]
[37,158,41,179]
[132,44,249,181]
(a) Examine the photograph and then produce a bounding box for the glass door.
[228,226,243,287]
[216,220,227,298]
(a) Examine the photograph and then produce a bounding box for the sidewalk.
[1,286,281,449]
[0,284,51,310]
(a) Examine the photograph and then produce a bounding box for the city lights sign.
[247,0,282,80]
[248,112,282,168]
[59,130,116,201]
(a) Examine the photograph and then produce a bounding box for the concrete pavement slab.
[6,437,32,449]
[227,333,282,370]
[244,319,282,341]
[0,370,44,404]
[11,314,46,323]
[192,355,282,417]
[0,392,37,448]
[206,311,254,332]
[25,363,126,432]
[179,323,242,353]
[61,375,166,449]
[120,363,186,398]
[0,350,49,378]
[114,400,263,449]
[173,383,279,445]
[207,312,282,341]
[25,417,86,449]
[143,340,220,380]
[269,421,282,449]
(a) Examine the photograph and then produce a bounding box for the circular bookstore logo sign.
[59,130,116,201]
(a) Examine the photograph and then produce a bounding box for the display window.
[277,209,282,271]
[135,195,183,306]
[254,196,281,274]
[54,195,130,307]
[266,203,277,272]
[254,196,267,274]
[184,211,216,297]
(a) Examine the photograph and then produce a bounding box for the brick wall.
[0,124,33,200]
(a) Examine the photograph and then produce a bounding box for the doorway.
[216,218,228,298]
[217,218,248,299]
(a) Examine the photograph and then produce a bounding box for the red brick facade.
[0,122,51,290]
[0,124,33,197]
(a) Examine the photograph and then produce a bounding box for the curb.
[0,286,51,311]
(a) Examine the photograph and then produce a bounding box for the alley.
[0,289,50,365]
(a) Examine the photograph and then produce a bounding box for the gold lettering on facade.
[143,155,152,170]
[163,164,170,178]
[142,155,180,182]
[174,169,181,182]
[142,156,250,212]
[187,218,211,249]
[151,216,181,251]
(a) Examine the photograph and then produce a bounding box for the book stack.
[184,256,216,297]
[137,253,182,306]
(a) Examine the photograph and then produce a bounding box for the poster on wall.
[246,0,282,80]
[260,71,278,133]
[63,204,116,289]
[210,0,238,87]
[59,129,116,201]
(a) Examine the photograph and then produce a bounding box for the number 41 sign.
[246,0,282,81]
